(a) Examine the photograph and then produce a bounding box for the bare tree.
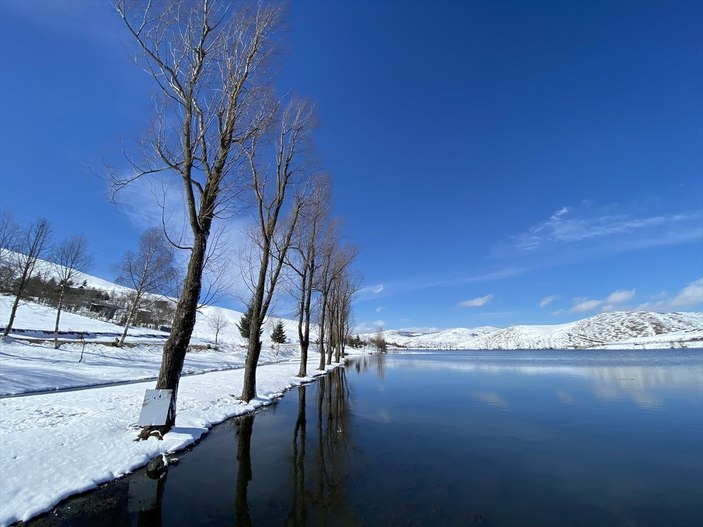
[286,175,331,377]
[316,239,356,371]
[51,236,93,349]
[207,309,228,345]
[2,219,51,337]
[0,212,19,290]
[0,211,19,261]
[240,98,315,402]
[328,269,359,363]
[114,0,281,432]
[115,227,178,346]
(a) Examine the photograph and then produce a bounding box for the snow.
[372,311,703,350]
[0,358,336,526]
[0,295,345,526]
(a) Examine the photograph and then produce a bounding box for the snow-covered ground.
[0,297,346,526]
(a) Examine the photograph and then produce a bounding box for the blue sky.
[1,0,701,331]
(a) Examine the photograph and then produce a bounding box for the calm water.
[30,350,703,526]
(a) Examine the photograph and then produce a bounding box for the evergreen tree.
[237,305,255,339]
[271,320,286,344]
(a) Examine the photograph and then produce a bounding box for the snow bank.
[0,356,338,526]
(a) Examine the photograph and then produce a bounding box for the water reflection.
[350,352,386,378]
[386,351,703,409]
[234,414,254,527]
[128,469,167,526]
[304,367,357,525]
[26,352,703,527]
[26,368,356,527]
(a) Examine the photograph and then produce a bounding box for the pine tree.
[271,320,286,344]
[237,305,260,340]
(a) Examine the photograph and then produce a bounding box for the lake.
[29,350,703,526]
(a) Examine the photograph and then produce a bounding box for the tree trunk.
[318,295,328,371]
[53,283,67,350]
[297,268,313,378]
[241,317,263,401]
[296,269,307,377]
[2,260,32,337]
[3,294,21,338]
[241,235,272,401]
[152,232,208,430]
[118,296,140,347]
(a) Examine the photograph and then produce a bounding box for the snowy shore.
[0,339,340,526]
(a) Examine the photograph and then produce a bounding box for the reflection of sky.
[378,351,703,410]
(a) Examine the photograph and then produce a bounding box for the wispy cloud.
[569,298,602,313]
[353,320,386,333]
[459,294,494,308]
[354,267,526,304]
[638,277,703,310]
[568,288,636,314]
[605,289,636,304]
[539,295,559,308]
[356,283,385,301]
[501,203,702,255]
[671,278,703,307]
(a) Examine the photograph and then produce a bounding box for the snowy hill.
[0,251,303,348]
[370,311,703,350]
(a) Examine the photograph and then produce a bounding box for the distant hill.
[366,311,703,350]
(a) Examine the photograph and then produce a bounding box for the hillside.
[0,251,304,348]
[371,311,703,350]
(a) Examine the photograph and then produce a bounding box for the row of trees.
[110,0,360,435]
[0,213,180,348]
[1,214,91,350]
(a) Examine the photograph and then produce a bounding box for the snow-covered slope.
[370,311,703,350]
[0,250,304,347]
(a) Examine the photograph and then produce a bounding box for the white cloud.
[539,295,559,308]
[375,306,385,313]
[508,203,702,254]
[635,278,703,311]
[605,289,636,304]
[568,287,636,314]
[671,277,703,307]
[459,294,494,308]
[569,299,602,313]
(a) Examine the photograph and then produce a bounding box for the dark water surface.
[30,350,703,526]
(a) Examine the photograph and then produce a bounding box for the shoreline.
[0,353,348,526]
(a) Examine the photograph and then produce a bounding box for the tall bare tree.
[328,269,359,363]
[114,0,281,431]
[315,239,356,370]
[2,219,51,337]
[115,227,178,346]
[51,236,93,349]
[286,175,331,377]
[240,98,314,402]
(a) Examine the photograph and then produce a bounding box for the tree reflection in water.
[351,352,386,379]
[26,367,359,527]
[234,414,255,527]
[287,367,358,526]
